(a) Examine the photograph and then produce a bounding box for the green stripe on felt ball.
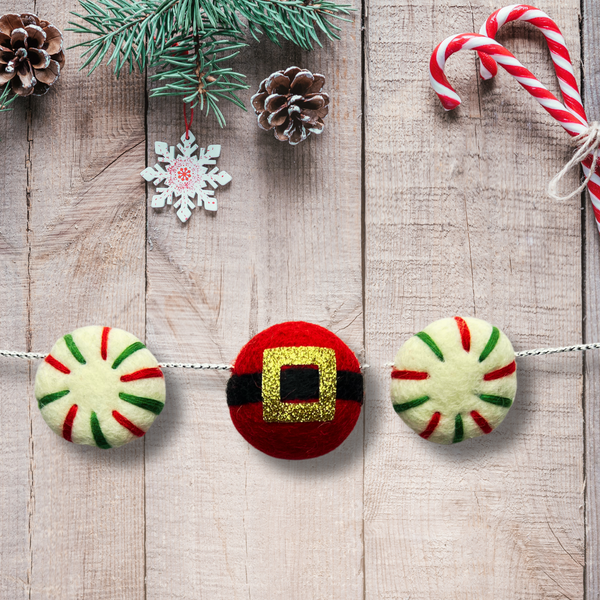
[390,317,517,445]
[34,326,166,448]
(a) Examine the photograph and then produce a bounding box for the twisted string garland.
[2,342,599,369]
[514,342,600,358]
[0,349,231,369]
[157,361,231,370]
[0,350,47,360]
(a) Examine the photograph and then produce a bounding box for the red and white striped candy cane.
[429,32,600,230]
[476,5,585,127]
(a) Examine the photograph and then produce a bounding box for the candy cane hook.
[430,33,584,133]
[429,31,600,230]
[476,4,586,126]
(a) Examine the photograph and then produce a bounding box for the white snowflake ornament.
[141,131,232,223]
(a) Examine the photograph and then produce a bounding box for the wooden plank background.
[0,0,597,598]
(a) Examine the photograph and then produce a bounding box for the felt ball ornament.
[35,326,165,448]
[227,321,363,459]
[391,317,517,444]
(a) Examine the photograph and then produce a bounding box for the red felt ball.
[227,321,363,460]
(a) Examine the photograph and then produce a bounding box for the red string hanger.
[183,103,194,140]
[429,4,600,230]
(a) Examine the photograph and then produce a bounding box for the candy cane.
[476,5,586,126]
[429,32,600,230]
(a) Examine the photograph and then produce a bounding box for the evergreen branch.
[0,86,17,112]
[70,0,354,125]
[239,0,352,49]
[149,31,248,127]
[69,0,178,75]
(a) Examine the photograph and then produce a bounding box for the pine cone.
[251,67,329,145]
[0,13,65,97]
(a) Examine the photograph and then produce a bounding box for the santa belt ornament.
[225,322,363,459]
[2,317,597,459]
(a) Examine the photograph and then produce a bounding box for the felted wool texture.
[229,401,363,460]
[233,321,361,375]
[227,369,364,405]
[35,326,166,448]
[228,321,363,460]
[391,317,517,445]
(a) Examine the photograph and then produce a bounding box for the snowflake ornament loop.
[141,131,232,223]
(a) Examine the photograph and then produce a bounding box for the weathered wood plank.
[25,3,148,598]
[364,1,584,598]
[0,1,35,597]
[144,19,364,600]
[583,0,600,596]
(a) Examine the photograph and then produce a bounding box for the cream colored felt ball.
[391,317,517,444]
[35,326,166,448]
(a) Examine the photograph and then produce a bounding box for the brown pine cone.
[251,67,329,145]
[0,13,65,97]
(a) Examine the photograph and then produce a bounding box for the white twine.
[548,121,600,201]
[0,350,231,370]
[157,362,231,370]
[0,350,48,360]
[2,343,600,367]
[514,342,600,358]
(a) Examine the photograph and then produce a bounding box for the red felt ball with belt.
[226,321,363,460]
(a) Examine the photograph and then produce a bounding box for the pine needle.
[66,0,353,126]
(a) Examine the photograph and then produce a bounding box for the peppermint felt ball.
[391,317,517,444]
[227,321,363,460]
[35,326,165,448]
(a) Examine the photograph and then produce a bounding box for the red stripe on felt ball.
[471,410,493,434]
[63,404,78,442]
[454,316,471,352]
[45,355,71,374]
[420,412,441,439]
[112,410,145,437]
[229,400,361,460]
[391,369,429,380]
[120,367,164,382]
[101,327,110,360]
[232,321,361,375]
[483,360,516,381]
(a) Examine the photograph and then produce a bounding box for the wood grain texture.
[0,2,35,598]
[144,16,364,600]
[25,1,147,598]
[1,0,598,598]
[364,1,585,598]
[583,0,600,596]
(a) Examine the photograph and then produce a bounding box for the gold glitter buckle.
[262,346,337,423]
